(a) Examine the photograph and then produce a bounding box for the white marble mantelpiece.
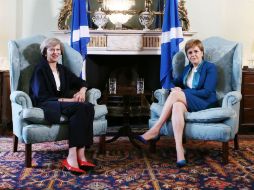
[52,29,196,55]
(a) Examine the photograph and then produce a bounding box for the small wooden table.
[103,87,151,148]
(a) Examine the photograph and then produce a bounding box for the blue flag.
[160,0,183,89]
[71,0,90,80]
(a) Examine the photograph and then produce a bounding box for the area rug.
[0,136,253,189]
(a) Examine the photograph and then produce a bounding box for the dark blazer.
[29,58,88,123]
[172,60,218,112]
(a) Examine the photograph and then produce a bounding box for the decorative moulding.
[51,30,196,55]
[107,34,143,51]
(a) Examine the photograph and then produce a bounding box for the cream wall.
[0,0,17,69]
[1,0,254,68]
[0,0,62,69]
[18,0,62,38]
[186,0,254,65]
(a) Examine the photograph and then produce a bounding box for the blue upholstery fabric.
[22,104,108,124]
[8,35,108,144]
[151,103,235,123]
[184,108,235,123]
[203,37,239,101]
[149,36,242,142]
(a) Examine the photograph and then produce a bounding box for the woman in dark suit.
[137,39,218,167]
[30,38,95,173]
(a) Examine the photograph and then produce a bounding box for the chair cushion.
[184,107,235,123]
[151,103,234,123]
[22,108,68,124]
[22,104,108,124]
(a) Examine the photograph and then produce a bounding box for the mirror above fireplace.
[58,0,190,31]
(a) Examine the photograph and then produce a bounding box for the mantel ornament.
[139,7,154,31]
[92,8,109,30]
[58,0,190,31]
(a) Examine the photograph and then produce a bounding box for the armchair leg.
[222,142,229,164]
[98,135,106,154]
[234,134,239,150]
[25,144,32,167]
[13,135,18,152]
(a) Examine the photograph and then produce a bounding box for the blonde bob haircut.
[40,38,64,57]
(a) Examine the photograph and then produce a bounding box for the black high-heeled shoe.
[176,160,187,168]
[135,135,148,144]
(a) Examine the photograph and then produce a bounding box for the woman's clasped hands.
[73,87,87,102]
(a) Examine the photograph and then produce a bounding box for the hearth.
[86,54,160,127]
[86,54,161,92]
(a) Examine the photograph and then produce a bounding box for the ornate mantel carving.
[52,29,196,55]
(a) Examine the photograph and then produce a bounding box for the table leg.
[106,125,141,149]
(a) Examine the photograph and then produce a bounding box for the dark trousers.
[60,102,94,148]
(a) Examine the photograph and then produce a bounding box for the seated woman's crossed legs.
[141,90,187,141]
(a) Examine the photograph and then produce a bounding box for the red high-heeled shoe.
[62,159,86,173]
[77,159,96,167]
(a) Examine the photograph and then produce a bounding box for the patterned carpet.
[0,136,254,189]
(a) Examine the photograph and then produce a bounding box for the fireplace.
[86,54,160,126]
[52,29,195,127]
[86,54,161,92]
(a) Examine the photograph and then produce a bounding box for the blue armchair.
[8,35,108,167]
[149,37,242,163]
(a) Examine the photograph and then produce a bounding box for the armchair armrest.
[154,89,169,106]
[222,91,242,108]
[86,88,102,105]
[10,91,33,141]
[10,91,33,109]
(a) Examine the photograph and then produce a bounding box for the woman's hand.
[171,87,182,92]
[58,98,76,102]
[73,87,87,102]
[58,87,87,102]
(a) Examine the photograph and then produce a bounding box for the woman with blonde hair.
[30,38,95,173]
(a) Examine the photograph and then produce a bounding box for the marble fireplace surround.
[52,29,195,55]
[52,30,196,91]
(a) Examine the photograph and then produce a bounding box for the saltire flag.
[160,0,183,89]
[71,0,90,80]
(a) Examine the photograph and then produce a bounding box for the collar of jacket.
[183,60,205,88]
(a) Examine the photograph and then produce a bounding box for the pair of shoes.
[62,159,85,173]
[77,159,96,167]
[176,160,187,168]
[135,135,148,144]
